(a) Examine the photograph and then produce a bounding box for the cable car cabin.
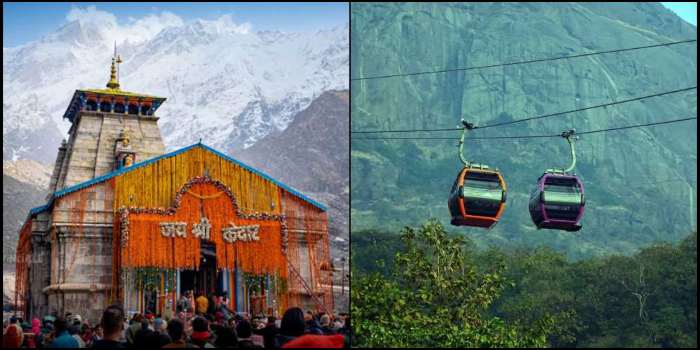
[528,172,585,232]
[448,167,507,228]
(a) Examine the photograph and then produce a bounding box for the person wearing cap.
[68,315,86,348]
[37,315,55,347]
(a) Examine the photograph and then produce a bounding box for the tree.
[489,247,585,347]
[351,219,552,347]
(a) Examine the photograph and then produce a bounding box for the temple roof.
[62,49,166,123]
[80,88,165,99]
[62,88,167,124]
[27,142,327,219]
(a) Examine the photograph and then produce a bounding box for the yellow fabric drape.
[114,147,280,215]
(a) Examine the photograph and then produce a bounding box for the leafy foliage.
[351,220,551,347]
[353,226,697,348]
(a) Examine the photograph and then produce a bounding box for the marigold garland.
[100,146,334,313]
[114,147,281,214]
[120,178,288,278]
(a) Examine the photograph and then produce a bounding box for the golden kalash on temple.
[14,49,334,323]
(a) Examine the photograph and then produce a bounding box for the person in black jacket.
[305,312,323,335]
[146,318,172,348]
[319,314,336,335]
[91,304,128,349]
[274,308,305,348]
[132,319,153,348]
[190,317,215,348]
[206,294,217,317]
[236,320,262,348]
[214,326,238,348]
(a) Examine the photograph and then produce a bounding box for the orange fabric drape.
[106,146,331,313]
[15,220,33,317]
[121,182,286,277]
[280,189,332,312]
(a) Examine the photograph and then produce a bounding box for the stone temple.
[14,51,334,323]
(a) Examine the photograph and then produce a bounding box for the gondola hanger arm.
[561,129,578,173]
[458,119,475,167]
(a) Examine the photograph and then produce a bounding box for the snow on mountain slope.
[3,160,52,188]
[3,7,348,163]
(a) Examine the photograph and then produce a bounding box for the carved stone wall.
[55,111,165,191]
[24,181,117,324]
[29,212,51,318]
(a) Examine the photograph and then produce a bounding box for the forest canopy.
[351,220,697,348]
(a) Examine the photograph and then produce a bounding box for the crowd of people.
[2,291,350,348]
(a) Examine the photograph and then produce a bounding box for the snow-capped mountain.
[3,9,348,163]
[3,159,52,188]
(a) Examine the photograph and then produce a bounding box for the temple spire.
[106,41,121,90]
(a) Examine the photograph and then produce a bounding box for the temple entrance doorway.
[143,287,157,315]
[179,241,223,300]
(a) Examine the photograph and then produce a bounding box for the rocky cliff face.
[351,2,697,259]
[3,168,50,269]
[234,90,349,258]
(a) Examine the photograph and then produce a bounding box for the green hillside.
[351,2,697,259]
